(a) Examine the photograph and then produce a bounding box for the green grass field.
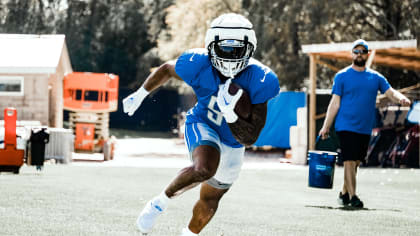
[1,163,419,236]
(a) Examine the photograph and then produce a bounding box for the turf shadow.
[304,205,402,212]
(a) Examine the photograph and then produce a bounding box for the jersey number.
[207,96,223,126]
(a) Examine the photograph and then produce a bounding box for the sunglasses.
[353,49,369,55]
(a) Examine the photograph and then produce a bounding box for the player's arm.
[142,60,182,91]
[319,94,341,139]
[123,60,181,116]
[228,102,267,146]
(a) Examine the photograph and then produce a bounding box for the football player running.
[123,13,280,236]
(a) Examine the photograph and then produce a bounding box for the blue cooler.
[308,150,337,189]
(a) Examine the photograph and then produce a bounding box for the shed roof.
[0,34,72,74]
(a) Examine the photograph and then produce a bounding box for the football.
[228,82,252,119]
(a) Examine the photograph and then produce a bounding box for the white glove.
[122,87,149,116]
[216,79,243,123]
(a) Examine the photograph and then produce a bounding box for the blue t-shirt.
[332,66,390,135]
[175,48,280,147]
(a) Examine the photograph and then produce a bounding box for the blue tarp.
[254,91,306,148]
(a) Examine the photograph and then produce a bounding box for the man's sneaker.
[338,192,350,206]
[136,199,166,234]
[350,195,364,208]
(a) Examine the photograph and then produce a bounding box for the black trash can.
[30,128,50,169]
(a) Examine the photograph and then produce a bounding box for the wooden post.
[366,49,376,68]
[309,54,317,151]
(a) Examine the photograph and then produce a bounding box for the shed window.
[0,76,24,96]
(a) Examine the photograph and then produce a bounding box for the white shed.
[0,34,73,127]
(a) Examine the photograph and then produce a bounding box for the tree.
[56,0,168,88]
[241,0,419,90]
[156,0,242,61]
[0,0,418,90]
[0,0,53,34]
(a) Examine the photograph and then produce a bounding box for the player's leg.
[165,145,220,198]
[137,145,220,233]
[136,123,221,234]
[186,182,229,234]
[165,122,223,197]
[181,143,245,235]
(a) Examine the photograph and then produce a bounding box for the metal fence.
[45,128,74,164]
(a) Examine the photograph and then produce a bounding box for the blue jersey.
[175,48,280,148]
[332,66,390,135]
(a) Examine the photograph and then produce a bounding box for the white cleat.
[180,227,198,236]
[136,199,166,234]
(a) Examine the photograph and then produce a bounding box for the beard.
[353,57,366,67]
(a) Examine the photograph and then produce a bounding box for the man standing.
[122,13,279,235]
[319,39,411,208]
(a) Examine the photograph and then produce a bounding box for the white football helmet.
[205,13,257,78]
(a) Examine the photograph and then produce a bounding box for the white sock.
[158,191,170,205]
[152,191,170,209]
[180,227,198,236]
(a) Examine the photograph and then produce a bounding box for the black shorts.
[337,131,371,162]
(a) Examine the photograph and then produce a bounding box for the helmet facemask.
[208,39,254,78]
